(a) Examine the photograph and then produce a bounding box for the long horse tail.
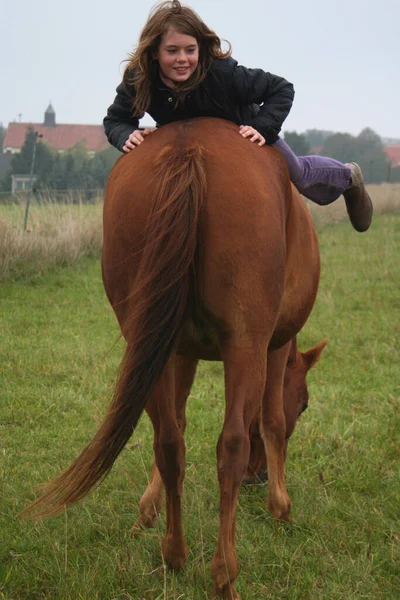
[23,143,207,518]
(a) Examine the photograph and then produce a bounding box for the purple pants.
[273,138,351,206]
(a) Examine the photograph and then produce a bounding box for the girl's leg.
[273,138,373,232]
[273,138,350,205]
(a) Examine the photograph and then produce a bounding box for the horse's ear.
[302,339,328,371]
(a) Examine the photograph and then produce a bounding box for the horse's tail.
[23,143,207,518]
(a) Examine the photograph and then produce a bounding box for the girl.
[104,0,373,232]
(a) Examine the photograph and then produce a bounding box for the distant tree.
[353,128,389,183]
[9,127,38,174]
[303,129,334,150]
[389,166,400,183]
[1,127,57,191]
[320,128,390,183]
[96,145,120,171]
[46,142,89,190]
[46,142,119,191]
[66,142,91,188]
[320,132,357,164]
[87,146,120,188]
[0,124,5,149]
[284,131,310,155]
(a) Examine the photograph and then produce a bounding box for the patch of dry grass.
[0,184,399,282]
[306,183,400,228]
[0,194,103,281]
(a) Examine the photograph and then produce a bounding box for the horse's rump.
[103,117,318,356]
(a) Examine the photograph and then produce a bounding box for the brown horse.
[24,118,322,599]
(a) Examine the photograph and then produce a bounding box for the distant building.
[383,145,400,168]
[2,104,108,156]
[11,174,38,194]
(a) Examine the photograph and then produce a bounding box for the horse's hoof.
[131,521,146,538]
[131,515,157,538]
[268,494,292,521]
[162,537,189,570]
[210,583,240,599]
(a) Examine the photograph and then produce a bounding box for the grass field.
[0,197,103,282]
[1,211,399,599]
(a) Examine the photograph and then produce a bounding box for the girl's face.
[155,27,199,85]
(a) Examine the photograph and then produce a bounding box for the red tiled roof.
[383,145,400,167]
[3,122,108,152]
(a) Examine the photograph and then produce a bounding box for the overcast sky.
[2,0,399,139]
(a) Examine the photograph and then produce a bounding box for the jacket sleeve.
[103,81,142,152]
[227,59,295,144]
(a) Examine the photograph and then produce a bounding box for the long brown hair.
[123,0,231,117]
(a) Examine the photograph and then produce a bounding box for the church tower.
[44,103,56,127]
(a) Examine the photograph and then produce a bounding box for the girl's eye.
[165,48,197,55]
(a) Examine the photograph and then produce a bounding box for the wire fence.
[0,188,105,205]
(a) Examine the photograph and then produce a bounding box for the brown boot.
[343,162,373,232]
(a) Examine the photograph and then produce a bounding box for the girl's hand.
[123,128,152,152]
[239,125,266,147]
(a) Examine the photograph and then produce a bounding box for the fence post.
[23,132,42,231]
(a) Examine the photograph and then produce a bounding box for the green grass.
[1,215,399,599]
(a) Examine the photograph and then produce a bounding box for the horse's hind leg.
[242,417,268,484]
[132,356,197,534]
[142,356,199,569]
[132,461,164,533]
[211,335,268,600]
[261,343,292,521]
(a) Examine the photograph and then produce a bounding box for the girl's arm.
[103,82,143,152]
[227,60,295,144]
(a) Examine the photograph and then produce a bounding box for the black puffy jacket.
[103,57,294,152]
